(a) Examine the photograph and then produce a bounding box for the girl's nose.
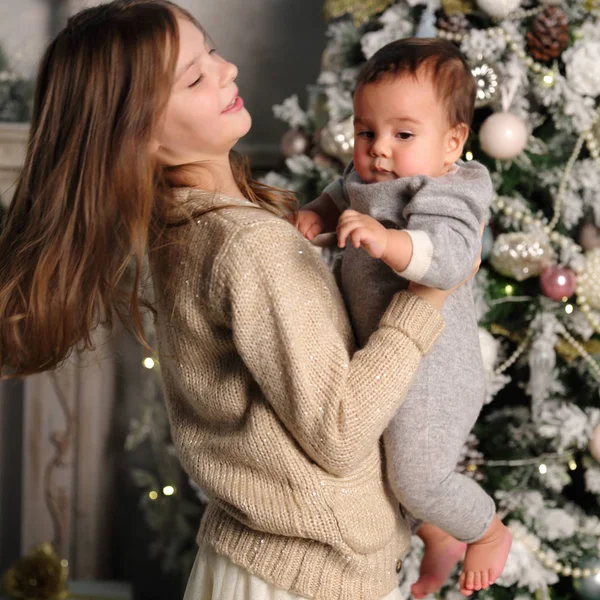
[220,59,238,87]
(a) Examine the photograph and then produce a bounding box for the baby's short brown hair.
[355,38,476,128]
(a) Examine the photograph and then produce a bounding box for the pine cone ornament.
[436,12,470,33]
[526,7,569,63]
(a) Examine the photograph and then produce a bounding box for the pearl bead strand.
[559,327,600,381]
[511,527,600,579]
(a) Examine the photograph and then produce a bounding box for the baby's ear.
[445,123,470,165]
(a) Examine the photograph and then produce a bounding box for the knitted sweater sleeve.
[211,218,444,477]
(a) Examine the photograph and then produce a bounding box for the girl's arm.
[210,218,446,477]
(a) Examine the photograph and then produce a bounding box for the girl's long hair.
[0,0,296,378]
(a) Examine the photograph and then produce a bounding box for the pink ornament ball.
[479,112,529,160]
[539,266,577,301]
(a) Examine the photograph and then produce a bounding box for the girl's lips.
[222,96,244,113]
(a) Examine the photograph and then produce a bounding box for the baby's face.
[353,74,457,183]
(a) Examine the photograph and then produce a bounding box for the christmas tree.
[264,1,600,599]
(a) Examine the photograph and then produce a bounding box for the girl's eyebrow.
[176,55,201,80]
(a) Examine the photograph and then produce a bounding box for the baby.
[297,38,512,597]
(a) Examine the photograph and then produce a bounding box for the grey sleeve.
[322,161,356,213]
[399,162,492,290]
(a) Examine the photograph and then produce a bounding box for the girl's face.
[154,17,251,166]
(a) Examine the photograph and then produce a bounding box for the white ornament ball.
[476,0,522,19]
[479,112,529,160]
[590,424,600,462]
[478,328,499,373]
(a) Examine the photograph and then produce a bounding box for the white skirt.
[183,544,404,600]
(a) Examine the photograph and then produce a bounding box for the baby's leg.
[459,515,512,596]
[411,523,466,599]
[384,379,508,595]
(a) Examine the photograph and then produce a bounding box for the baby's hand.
[336,210,388,259]
[297,210,324,241]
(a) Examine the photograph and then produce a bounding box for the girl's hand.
[408,223,484,310]
[297,210,324,241]
[336,210,388,259]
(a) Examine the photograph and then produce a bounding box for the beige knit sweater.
[148,188,445,600]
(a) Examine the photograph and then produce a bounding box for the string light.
[148,491,158,500]
[538,463,547,474]
[143,357,155,369]
[542,73,555,87]
[163,485,176,496]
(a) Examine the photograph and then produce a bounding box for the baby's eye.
[356,130,374,139]
[396,132,413,140]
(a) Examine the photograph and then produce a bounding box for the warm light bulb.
[539,464,547,474]
[465,151,474,161]
[542,73,555,87]
[565,304,574,314]
[143,357,155,369]
[149,490,158,500]
[163,485,175,496]
[505,285,514,296]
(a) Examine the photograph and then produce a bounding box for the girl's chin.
[232,114,253,144]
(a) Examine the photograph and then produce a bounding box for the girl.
[0,2,479,598]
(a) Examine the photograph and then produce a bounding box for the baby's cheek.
[353,150,372,181]
[395,151,437,178]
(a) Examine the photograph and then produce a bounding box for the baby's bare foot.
[458,515,512,597]
[412,524,467,600]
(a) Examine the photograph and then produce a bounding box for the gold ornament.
[442,0,476,15]
[323,0,394,25]
[555,338,600,363]
[490,232,555,281]
[319,117,355,164]
[2,543,68,600]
